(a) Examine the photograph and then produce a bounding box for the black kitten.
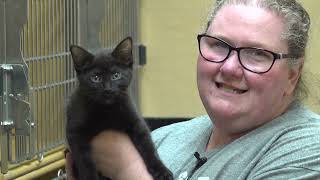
[66,37,173,180]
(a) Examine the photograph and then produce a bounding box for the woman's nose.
[219,51,244,78]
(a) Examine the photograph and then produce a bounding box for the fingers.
[64,150,76,180]
[65,131,152,180]
[90,131,152,180]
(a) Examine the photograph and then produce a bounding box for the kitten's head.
[70,37,133,104]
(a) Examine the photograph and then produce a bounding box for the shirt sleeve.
[247,123,320,180]
[151,123,175,149]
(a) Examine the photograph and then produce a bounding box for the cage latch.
[0,64,31,135]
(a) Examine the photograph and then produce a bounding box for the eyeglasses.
[197,34,296,74]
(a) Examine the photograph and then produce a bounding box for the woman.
[67,0,320,179]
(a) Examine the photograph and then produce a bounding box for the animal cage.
[0,0,140,179]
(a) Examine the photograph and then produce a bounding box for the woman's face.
[197,5,301,134]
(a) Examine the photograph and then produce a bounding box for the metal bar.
[50,0,55,147]
[43,0,49,150]
[59,0,63,142]
[50,1,57,145]
[39,0,45,151]
[1,66,11,173]
[22,136,25,161]
[19,17,26,161]
[24,52,70,62]
[52,0,57,145]
[43,0,49,151]
[0,0,9,173]
[14,159,65,180]
[3,148,65,179]
[30,79,76,92]
[66,0,72,142]
[111,0,114,45]
[60,0,67,143]
[64,0,69,141]
[124,0,126,37]
[34,0,41,152]
[72,0,75,45]
[49,0,54,145]
[49,0,53,143]
[127,0,130,36]
[42,1,51,149]
[30,0,37,159]
[118,0,121,40]
[56,0,60,143]
[105,0,107,47]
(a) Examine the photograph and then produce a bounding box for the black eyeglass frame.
[197,34,296,74]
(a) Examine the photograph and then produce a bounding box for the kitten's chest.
[85,103,135,131]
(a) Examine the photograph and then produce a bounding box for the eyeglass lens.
[199,35,275,73]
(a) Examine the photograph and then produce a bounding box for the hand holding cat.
[91,130,153,180]
[66,130,153,180]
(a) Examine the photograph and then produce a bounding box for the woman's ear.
[285,59,304,96]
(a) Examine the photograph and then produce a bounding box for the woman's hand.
[65,150,76,180]
[65,130,153,180]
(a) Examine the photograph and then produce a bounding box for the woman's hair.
[205,0,311,102]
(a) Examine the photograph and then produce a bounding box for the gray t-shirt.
[151,104,320,180]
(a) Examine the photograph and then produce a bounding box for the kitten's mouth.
[103,90,116,96]
[101,95,115,104]
[215,82,248,94]
[103,93,115,100]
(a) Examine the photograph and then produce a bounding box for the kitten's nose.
[104,82,112,91]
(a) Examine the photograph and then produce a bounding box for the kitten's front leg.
[128,122,174,180]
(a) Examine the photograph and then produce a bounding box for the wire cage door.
[0,0,140,175]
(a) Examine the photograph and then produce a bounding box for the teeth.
[218,83,246,94]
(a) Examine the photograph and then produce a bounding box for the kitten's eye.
[111,72,122,81]
[90,75,103,83]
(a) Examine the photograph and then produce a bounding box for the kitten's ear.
[112,37,133,66]
[70,45,94,72]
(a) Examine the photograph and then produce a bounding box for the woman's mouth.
[216,82,248,94]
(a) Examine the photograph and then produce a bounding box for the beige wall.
[302,1,320,112]
[139,0,320,118]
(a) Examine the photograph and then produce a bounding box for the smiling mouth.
[216,82,248,94]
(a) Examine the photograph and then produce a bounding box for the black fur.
[66,37,173,180]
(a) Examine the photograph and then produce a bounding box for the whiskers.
[79,88,128,98]
[79,89,102,96]
[118,90,128,96]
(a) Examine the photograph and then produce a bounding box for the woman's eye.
[90,75,103,83]
[205,38,227,48]
[111,72,122,81]
[247,49,273,62]
[209,41,225,48]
